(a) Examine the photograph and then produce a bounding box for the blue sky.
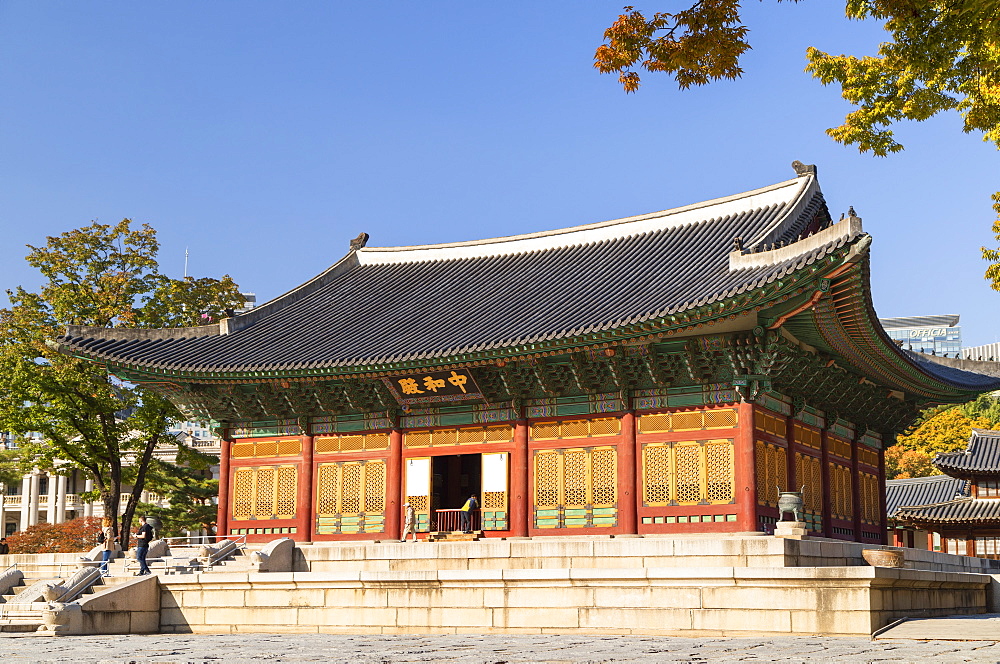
[1,2,997,348]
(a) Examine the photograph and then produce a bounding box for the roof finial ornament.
[848,206,857,218]
[732,237,743,253]
[350,232,370,251]
[791,161,817,177]
[839,212,845,221]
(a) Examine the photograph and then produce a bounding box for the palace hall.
[54,164,1000,544]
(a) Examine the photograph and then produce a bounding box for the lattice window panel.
[640,409,739,434]
[754,411,787,439]
[316,464,339,515]
[339,435,365,452]
[705,441,734,503]
[232,468,254,519]
[277,440,302,456]
[229,439,301,458]
[232,443,256,459]
[774,447,787,501]
[590,418,621,437]
[275,466,297,517]
[674,445,702,504]
[764,443,776,503]
[316,433,391,454]
[483,491,506,510]
[530,421,560,440]
[858,446,879,468]
[254,468,276,516]
[591,447,617,506]
[531,418,621,440]
[534,451,560,507]
[256,442,279,457]
[405,430,432,448]
[644,443,673,505]
[704,409,738,429]
[639,413,671,434]
[860,472,879,524]
[484,425,514,442]
[671,412,703,432]
[756,440,787,506]
[829,437,852,459]
[563,449,588,506]
[794,424,822,450]
[364,461,386,513]
[406,495,429,511]
[431,429,458,446]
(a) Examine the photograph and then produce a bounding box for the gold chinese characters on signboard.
[382,369,482,404]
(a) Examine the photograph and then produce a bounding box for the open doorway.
[431,454,482,513]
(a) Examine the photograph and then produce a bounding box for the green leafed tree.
[138,440,220,540]
[594,1,1000,288]
[0,220,244,545]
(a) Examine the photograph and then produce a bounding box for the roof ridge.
[353,175,811,266]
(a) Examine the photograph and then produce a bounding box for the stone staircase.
[427,530,485,542]
[0,570,132,633]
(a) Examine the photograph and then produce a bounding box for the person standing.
[133,515,154,575]
[0,537,8,555]
[99,517,115,576]
[401,502,417,542]
[459,494,478,534]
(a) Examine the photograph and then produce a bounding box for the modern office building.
[879,314,963,357]
[964,342,1000,362]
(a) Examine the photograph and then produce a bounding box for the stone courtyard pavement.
[3,634,1000,663]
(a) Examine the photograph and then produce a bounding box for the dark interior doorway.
[431,454,482,512]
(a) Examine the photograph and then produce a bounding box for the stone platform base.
[158,566,989,637]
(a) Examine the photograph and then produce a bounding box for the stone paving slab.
[876,614,1000,641]
[3,634,1000,663]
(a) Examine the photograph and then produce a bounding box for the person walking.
[98,517,115,576]
[401,502,417,542]
[133,515,154,575]
[459,494,478,534]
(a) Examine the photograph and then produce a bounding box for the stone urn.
[862,547,905,568]
[145,515,163,539]
[776,486,805,521]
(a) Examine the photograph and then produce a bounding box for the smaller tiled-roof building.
[888,429,1000,558]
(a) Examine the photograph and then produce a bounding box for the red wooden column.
[878,446,889,545]
[850,433,863,542]
[298,434,314,542]
[216,433,232,539]
[386,428,403,540]
[510,418,530,537]
[736,401,757,531]
[820,427,833,538]
[618,410,638,534]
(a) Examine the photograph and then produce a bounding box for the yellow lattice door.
[364,461,386,514]
[274,466,297,518]
[232,468,254,520]
[340,462,362,515]
[591,448,617,507]
[481,452,509,531]
[534,451,560,508]
[316,463,339,515]
[705,441,734,503]
[674,444,701,504]
[253,468,275,517]
[563,449,588,508]
[644,443,672,506]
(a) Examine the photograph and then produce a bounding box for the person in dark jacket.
[0,537,8,555]
[133,515,154,575]
[459,494,478,533]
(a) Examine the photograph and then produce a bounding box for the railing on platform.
[433,509,480,532]
[2,495,21,506]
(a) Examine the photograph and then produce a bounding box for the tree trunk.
[120,432,162,550]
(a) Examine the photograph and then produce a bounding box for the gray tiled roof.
[57,174,842,374]
[886,475,968,518]
[894,497,1000,524]
[935,429,1000,475]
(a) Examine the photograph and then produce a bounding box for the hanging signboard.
[382,368,483,405]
